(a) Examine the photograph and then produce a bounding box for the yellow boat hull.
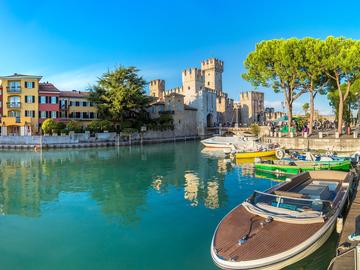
[235,150,276,159]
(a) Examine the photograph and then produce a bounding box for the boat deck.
[332,176,360,270]
[213,206,323,262]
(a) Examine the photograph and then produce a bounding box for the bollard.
[290,132,294,138]
[354,131,358,139]
[335,132,340,139]
[279,132,282,138]
[304,132,308,138]
[319,132,323,139]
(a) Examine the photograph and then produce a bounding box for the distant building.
[149,92,198,136]
[239,91,264,125]
[0,73,97,135]
[264,107,286,122]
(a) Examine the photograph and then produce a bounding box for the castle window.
[208,82,210,86]
[188,87,190,90]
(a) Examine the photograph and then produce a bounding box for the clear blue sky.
[1,0,360,114]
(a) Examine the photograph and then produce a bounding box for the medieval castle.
[149,58,235,135]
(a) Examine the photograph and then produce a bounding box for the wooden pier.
[332,172,360,269]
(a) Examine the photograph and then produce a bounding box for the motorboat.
[235,150,276,159]
[201,136,258,150]
[255,159,351,175]
[211,171,353,270]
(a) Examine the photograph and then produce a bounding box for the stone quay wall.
[263,136,360,152]
[0,130,200,150]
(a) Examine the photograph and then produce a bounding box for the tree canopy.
[243,39,305,134]
[89,66,154,129]
[243,37,360,135]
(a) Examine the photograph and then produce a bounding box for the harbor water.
[0,141,336,270]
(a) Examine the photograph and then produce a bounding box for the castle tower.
[181,68,205,97]
[149,79,165,99]
[201,58,224,94]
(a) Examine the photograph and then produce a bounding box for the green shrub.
[42,119,57,134]
[53,122,66,134]
[66,120,82,133]
[87,120,113,133]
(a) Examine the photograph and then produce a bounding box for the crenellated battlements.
[240,91,264,101]
[181,68,204,81]
[149,79,165,98]
[201,58,224,72]
[149,79,165,87]
[165,86,183,95]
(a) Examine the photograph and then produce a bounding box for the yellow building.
[0,74,41,135]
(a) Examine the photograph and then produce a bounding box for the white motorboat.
[211,170,352,269]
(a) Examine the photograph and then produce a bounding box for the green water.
[0,141,336,270]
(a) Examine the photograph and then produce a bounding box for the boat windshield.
[248,191,332,216]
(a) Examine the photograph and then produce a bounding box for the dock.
[332,171,360,269]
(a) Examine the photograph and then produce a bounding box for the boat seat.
[273,190,307,199]
[278,172,310,192]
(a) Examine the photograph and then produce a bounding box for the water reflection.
[0,143,232,221]
[0,143,335,270]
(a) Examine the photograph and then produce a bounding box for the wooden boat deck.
[213,206,323,262]
[332,177,360,270]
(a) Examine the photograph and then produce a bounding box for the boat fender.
[254,157,262,163]
[275,149,285,160]
[336,217,343,234]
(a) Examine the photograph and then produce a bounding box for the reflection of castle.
[184,172,200,206]
[205,181,219,209]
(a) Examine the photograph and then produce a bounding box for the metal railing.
[7,102,21,108]
[6,86,21,93]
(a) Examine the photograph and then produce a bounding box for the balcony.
[7,102,21,108]
[6,86,21,93]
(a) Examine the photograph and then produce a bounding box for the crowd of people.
[268,119,340,135]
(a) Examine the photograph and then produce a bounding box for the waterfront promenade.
[263,135,360,152]
[0,132,200,150]
[331,171,360,269]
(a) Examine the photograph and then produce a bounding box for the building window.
[25,81,35,89]
[90,102,94,107]
[89,112,94,119]
[39,111,47,118]
[51,111,57,118]
[9,81,21,91]
[83,112,89,119]
[25,110,35,117]
[9,110,20,117]
[25,96,35,103]
[50,96,58,104]
[75,101,80,106]
[39,96,46,104]
[69,101,73,106]
[208,82,210,86]
[82,101,87,107]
